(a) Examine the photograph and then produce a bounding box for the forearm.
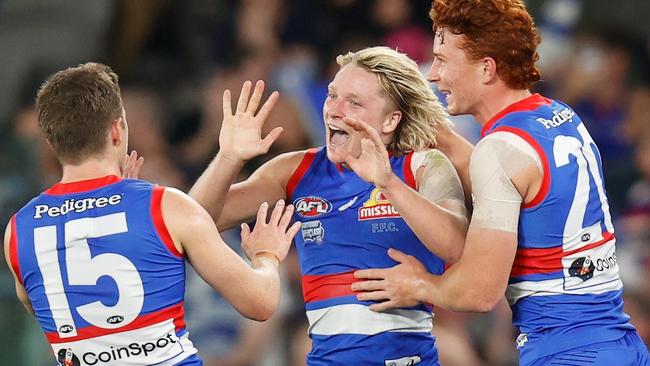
[189,153,245,222]
[419,228,515,312]
[419,263,496,312]
[382,175,467,263]
[249,258,281,319]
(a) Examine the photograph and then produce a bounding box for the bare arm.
[434,123,474,208]
[213,151,305,230]
[163,188,300,321]
[381,150,467,263]
[353,134,542,312]
[188,80,283,226]
[4,220,33,315]
[340,117,467,263]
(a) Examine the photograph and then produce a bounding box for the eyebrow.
[432,51,444,59]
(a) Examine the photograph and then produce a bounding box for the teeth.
[328,124,343,132]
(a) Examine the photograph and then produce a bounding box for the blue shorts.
[527,331,649,366]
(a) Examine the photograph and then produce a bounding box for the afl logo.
[107,315,124,325]
[294,196,332,218]
[59,324,74,334]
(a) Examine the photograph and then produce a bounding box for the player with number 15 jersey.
[4,62,299,366]
[9,177,200,366]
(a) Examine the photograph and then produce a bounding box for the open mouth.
[328,123,350,148]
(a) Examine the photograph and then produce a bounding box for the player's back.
[8,175,201,365]
[482,94,635,361]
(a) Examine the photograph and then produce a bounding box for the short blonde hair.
[336,46,451,153]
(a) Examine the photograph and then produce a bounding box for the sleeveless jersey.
[8,176,201,366]
[287,147,445,366]
[481,94,635,360]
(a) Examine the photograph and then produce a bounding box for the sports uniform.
[481,94,648,365]
[8,175,201,366]
[287,147,444,366]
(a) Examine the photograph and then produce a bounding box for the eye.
[349,99,362,107]
[327,92,337,99]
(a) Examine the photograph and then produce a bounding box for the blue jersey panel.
[289,148,443,365]
[12,176,199,364]
[482,94,634,358]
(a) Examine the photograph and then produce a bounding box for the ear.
[382,110,402,134]
[110,117,124,146]
[481,57,498,84]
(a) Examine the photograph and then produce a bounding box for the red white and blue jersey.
[481,94,635,360]
[287,147,445,366]
[8,176,201,366]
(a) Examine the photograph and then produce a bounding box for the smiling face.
[323,64,398,163]
[427,28,485,117]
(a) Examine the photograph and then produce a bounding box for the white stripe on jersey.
[51,319,197,366]
[306,304,432,335]
[507,239,622,304]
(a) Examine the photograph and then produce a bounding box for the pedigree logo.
[34,194,122,219]
[358,188,399,221]
[535,107,575,129]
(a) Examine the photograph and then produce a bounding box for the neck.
[60,156,121,183]
[474,87,532,125]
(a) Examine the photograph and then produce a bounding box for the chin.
[325,146,345,164]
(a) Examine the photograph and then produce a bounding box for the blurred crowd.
[0,0,649,365]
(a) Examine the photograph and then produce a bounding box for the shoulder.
[256,148,321,183]
[473,132,540,167]
[413,149,456,178]
[413,149,462,193]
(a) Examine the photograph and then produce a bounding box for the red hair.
[430,0,541,90]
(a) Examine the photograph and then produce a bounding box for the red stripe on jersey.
[490,126,551,209]
[286,148,318,200]
[44,175,121,195]
[302,271,360,303]
[151,187,183,258]
[8,215,22,285]
[481,94,553,138]
[46,301,186,344]
[510,231,614,277]
[403,151,417,189]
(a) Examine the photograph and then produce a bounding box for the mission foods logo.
[294,196,332,218]
[358,188,399,221]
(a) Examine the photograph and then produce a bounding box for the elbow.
[464,293,500,313]
[242,300,278,322]
[441,237,465,265]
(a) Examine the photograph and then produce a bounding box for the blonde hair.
[336,46,451,153]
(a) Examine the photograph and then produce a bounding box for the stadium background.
[0,0,648,364]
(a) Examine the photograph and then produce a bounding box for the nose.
[326,98,345,119]
[427,60,440,83]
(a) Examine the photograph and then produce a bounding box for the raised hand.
[351,248,430,311]
[121,150,144,179]
[240,199,301,265]
[339,116,395,189]
[220,80,283,162]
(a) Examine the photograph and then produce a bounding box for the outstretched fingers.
[122,150,144,179]
[256,201,269,225]
[222,89,232,117]
[269,199,285,226]
[257,90,279,121]
[247,80,265,115]
[262,126,283,152]
[236,80,253,113]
